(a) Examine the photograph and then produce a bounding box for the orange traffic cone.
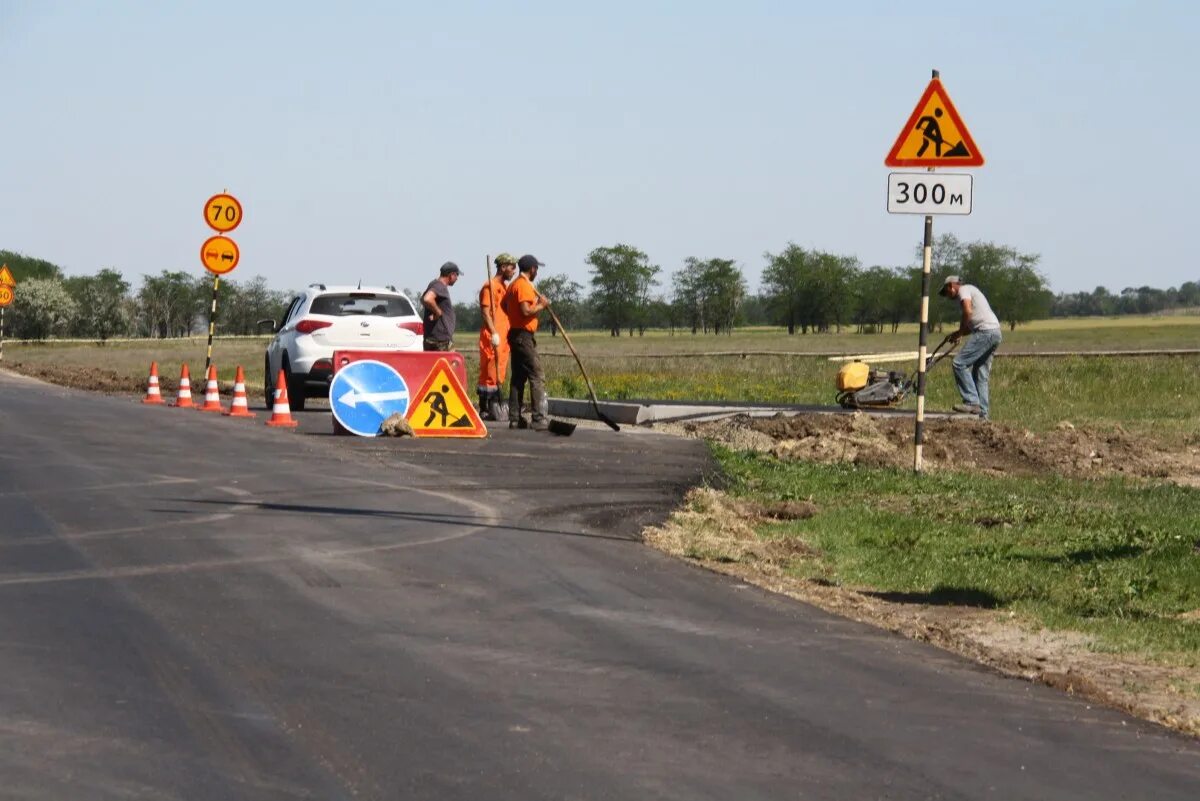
[142,361,165,405]
[265,369,299,428]
[197,364,223,412]
[172,364,194,408]
[224,365,257,418]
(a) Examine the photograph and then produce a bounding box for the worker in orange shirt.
[502,254,552,431]
[478,253,517,420]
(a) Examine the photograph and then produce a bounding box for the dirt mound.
[5,361,146,394]
[685,413,1200,482]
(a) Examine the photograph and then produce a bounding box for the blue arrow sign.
[330,360,410,437]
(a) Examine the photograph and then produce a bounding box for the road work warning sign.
[885,78,983,167]
[406,358,487,438]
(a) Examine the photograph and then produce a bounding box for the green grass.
[714,446,1200,664]
[5,316,1200,439]
[545,314,1200,355]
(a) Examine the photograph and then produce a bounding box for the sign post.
[885,70,984,473]
[0,265,16,362]
[200,192,243,372]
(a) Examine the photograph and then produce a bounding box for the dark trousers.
[423,338,452,352]
[507,329,546,422]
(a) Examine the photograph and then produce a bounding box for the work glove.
[491,332,501,347]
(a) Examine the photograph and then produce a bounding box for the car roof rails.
[308,283,326,290]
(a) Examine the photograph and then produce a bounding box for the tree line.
[0,250,291,341]
[5,241,1196,342]
[486,235,1059,336]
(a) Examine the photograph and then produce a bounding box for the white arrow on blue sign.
[329,360,410,437]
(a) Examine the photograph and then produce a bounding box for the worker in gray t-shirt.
[939,275,1002,419]
[421,262,461,351]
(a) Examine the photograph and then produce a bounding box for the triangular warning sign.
[885,79,984,167]
[0,265,15,287]
[406,358,488,438]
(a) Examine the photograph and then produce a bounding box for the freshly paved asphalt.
[1,370,1197,800]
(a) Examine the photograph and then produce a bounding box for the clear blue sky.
[2,1,1197,295]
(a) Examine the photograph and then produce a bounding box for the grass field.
[6,315,1197,439]
[709,447,1200,665]
[546,315,1200,356]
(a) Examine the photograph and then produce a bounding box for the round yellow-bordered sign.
[201,235,240,275]
[0,285,13,307]
[204,193,243,233]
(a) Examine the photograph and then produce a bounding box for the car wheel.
[284,359,307,412]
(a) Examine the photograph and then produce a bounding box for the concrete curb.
[548,397,956,425]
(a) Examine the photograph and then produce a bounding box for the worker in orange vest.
[503,254,552,431]
[478,253,517,420]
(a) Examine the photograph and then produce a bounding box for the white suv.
[263,284,423,410]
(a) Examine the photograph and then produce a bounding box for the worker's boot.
[478,391,491,420]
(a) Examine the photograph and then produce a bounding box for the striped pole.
[913,67,939,474]
[204,275,220,373]
[0,307,5,362]
[914,213,933,473]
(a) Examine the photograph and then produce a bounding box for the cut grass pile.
[704,447,1200,664]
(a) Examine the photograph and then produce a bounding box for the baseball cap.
[494,252,517,266]
[517,254,544,272]
[440,261,462,277]
[939,275,961,296]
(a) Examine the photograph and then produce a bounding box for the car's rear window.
[309,293,416,317]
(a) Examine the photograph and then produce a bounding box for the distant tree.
[672,268,706,334]
[853,266,896,333]
[535,274,584,336]
[806,251,858,333]
[882,267,919,333]
[8,278,78,340]
[673,258,746,335]
[647,295,680,334]
[957,240,1050,330]
[586,244,660,337]
[453,301,482,333]
[761,244,807,334]
[738,293,770,327]
[136,271,204,337]
[216,275,290,335]
[1178,281,1200,308]
[0,250,64,282]
[64,268,131,340]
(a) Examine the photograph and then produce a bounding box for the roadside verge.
[644,444,1200,738]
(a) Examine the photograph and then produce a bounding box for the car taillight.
[398,321,424,335]
[294,319,333,334]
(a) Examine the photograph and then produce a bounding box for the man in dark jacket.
[421,262,460,351]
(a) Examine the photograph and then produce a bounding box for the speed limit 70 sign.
[887,173,972,215]
[204,193,243,233]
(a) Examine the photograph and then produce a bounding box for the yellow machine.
[836,361,871,393]
[835,335,957,409]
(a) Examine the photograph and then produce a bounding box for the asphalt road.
[1,370,1197,800]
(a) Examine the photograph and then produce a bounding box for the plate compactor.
[835,335,957,409]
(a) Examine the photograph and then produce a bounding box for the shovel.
[544,306,620,432]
